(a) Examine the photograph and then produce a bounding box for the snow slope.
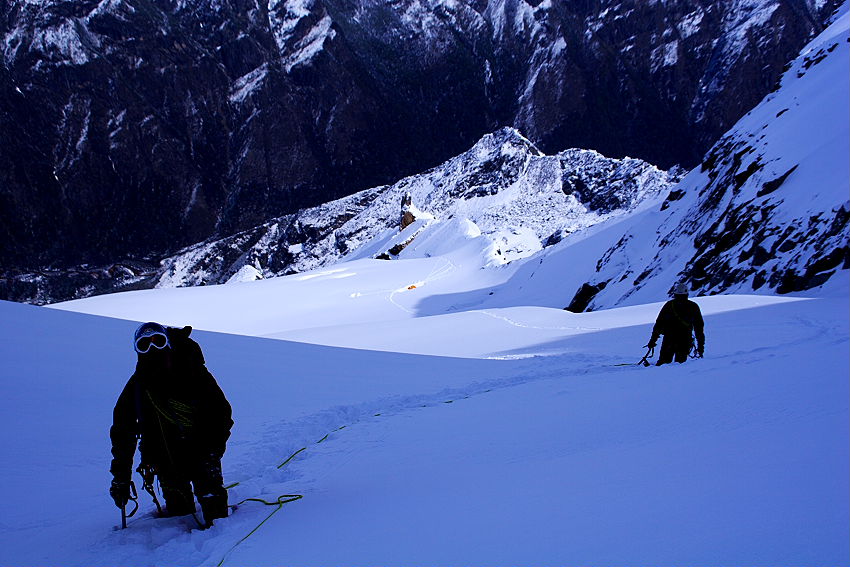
[497,2,850,311]
[1,282,848,565]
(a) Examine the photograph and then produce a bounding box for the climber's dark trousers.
[157,458,228,523]
[656,336,691,365]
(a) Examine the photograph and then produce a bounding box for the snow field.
[1,284,848,565]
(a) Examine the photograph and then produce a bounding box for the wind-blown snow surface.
[2,279,848,564]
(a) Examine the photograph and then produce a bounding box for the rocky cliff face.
[0,0,838,274]
[551,9,850,310]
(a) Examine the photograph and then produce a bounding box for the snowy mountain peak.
[150,127,678,289]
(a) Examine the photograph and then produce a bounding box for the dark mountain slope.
[0,0,838,272]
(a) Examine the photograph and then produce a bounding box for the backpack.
[165,325,206,369]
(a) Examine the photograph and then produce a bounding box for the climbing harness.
[137,463,164,516]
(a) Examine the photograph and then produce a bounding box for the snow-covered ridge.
[155,128,678,288]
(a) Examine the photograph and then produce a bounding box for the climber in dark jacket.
[647,283,705,365]
[109,322,233,526]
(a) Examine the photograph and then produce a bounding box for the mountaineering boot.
[159,481,196,517]
[199,493,229,527]
[196,456,229,526]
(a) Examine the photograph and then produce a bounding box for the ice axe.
[609,345,655,367]
[121,481,139,529]
[639,345,655,367]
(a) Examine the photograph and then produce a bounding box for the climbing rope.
[215,493,304,566]
[277,447,306,469]
[214,444,312,566]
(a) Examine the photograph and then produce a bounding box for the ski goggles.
[134,331,170,354]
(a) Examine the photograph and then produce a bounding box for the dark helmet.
[672,282,688,296]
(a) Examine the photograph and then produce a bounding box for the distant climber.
[109,322,233,528]
[646,283,705,365]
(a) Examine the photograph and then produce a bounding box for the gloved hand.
[646,339,657,349]
[110,479,131,508]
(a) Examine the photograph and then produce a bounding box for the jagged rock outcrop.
[0,0,838,275]
[399,192,417,231]
[554,12,850,310]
